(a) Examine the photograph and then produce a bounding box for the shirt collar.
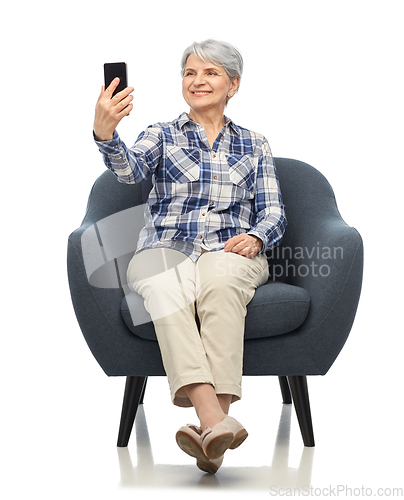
[224,115,241,136]
[177,112,241,136]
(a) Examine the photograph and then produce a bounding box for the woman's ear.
[231,76,240,95]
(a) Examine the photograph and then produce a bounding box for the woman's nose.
[193,73,206,86]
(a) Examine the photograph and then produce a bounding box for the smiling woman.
[93,39,287,474]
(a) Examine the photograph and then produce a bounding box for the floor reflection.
[117,404,315,490]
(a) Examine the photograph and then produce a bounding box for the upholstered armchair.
[67,158,363,448]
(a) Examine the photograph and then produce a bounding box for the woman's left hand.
[224,234,263,258]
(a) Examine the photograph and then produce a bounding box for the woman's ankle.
[200,410,226,432]
[182,383,227,430]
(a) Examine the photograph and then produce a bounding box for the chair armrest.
[268,202,364,372]
[67,170,162,376]
[67,229,164,376]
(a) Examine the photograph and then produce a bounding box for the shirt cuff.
[247,231,267,254]
[93,129,121,154]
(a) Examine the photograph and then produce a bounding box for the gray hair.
[181,39,243,89]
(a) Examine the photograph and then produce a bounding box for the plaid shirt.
[95,112,287,261]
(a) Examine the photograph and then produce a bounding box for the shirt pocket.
[165,146,200,183]
[226,154,255,192]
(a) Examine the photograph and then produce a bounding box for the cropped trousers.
[127,247,269,407]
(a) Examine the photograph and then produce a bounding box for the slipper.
[176,424,224,474]
[201,415,248,460]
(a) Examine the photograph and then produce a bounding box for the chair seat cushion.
[120,281,310,341]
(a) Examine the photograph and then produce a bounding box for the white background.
[1,1,403,498]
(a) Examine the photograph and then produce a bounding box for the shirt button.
[210,201,214,205]
[199,235,203,239]
[212,154,216,158]
[114,145,119,149]
[202,213,206,216]
[214,176,218,180]
[220,135,224,140]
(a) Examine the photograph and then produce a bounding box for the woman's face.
[182,54,239,116]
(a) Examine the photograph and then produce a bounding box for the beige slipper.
[176,424,224,474]
[201,416,248,460]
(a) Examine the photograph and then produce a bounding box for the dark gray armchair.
[67,158,363,448]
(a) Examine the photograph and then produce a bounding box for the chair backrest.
[81,171,144,226]
[80,158,343,291]
[83,157,336,224]
[272,158,338,249]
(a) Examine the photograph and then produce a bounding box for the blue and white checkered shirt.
[95,112,287,261]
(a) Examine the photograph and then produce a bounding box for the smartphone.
[104,62,128,97]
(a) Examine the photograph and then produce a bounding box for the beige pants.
[127,247,269,407]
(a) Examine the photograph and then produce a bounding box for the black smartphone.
[104,62,128,97]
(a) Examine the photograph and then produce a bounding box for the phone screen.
[104,62,128,97]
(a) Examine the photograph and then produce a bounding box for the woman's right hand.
[93,78,134,141]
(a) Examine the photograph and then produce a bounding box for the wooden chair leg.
[278,376,292,404]
[287,375,315,447]
[117,376,147,447]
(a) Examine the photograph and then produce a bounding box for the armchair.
[67,158,363,448]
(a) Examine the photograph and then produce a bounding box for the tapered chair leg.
[287,376,315,447]
[117,376,147,447]
[278,376,292,404]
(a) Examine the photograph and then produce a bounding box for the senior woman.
[93,39,286,473]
